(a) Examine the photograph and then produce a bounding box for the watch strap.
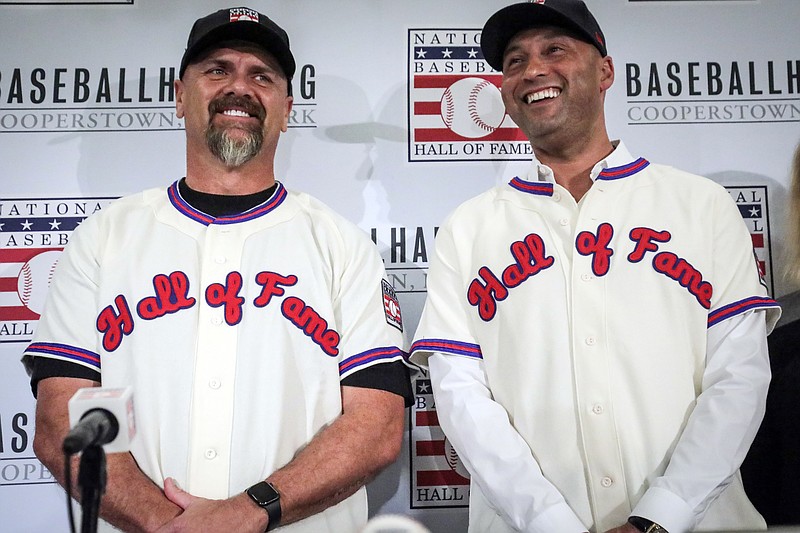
[246,481,281,531]
[628,516,668,533]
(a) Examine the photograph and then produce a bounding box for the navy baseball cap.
[481,0,607,71]
[179,6,296,85]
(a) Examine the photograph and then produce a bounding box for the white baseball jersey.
[411,143,780,532]
[25,181,407,533]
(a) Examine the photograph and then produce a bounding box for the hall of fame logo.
[0,197,116,343]
[410,376,469,508]
[725,185,773,294]
[408,29,530,162]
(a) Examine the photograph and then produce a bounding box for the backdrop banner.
[1,1,798,531]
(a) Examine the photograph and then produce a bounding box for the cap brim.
[180,21,296,81]
[481,3,605,71]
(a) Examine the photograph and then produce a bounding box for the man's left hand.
[156,477,268,533]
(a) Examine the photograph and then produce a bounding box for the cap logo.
[595,32,604,46]
[530,0,546,4]
[229,7,259,23]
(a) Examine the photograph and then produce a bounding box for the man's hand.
[604,523,640,533]
[156,477,267,533]
[34,377,182,533]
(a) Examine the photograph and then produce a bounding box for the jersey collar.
[167,180,288,226]
[508,141,649,196]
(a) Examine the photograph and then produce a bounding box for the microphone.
[63,387,136,455]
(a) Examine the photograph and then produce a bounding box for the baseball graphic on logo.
[17,250,61,316]
[440,77,506,139]
[443,437,470,479]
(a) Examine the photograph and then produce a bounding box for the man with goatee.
[24,7,412,533]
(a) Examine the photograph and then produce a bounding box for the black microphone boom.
[62,408,120,455]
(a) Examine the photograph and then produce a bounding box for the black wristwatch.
[628,516,668,533]
[246,481,281,531]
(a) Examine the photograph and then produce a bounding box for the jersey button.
[601,476,613,488]
[553,192,562,202]
[204,448,217,460]
[585,336,596,346]
[559,218,569,226]
[581,273,592,281]
[211,316,223,325]
[209,378,221,390]
[214,256,226,264]
[592,404,604,415]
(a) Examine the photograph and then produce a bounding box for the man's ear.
[600,55,615,92]
[281,95,293,133]
[175,78,185,119]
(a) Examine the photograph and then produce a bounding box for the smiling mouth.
[209,95,265,123]
[220,109,254,118]
[525,88,561,104]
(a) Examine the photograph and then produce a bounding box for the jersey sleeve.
[21,212,105,392]
[333,220,410,382]
[341,361,413,407]
[706,185,780,332]
[410,218,482,368]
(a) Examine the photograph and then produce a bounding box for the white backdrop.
[1,1,799,531]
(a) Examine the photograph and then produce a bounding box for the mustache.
[208,95,266,122]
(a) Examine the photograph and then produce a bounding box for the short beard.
[205,94,266,168]
[206,125,263,168]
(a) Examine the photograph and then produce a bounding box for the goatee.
[205,95,266,167]
[206,126,263,168]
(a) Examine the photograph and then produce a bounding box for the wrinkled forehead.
[190,40,286,77]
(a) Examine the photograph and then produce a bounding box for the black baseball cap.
[179,6,296,85]
[481,0,607,71]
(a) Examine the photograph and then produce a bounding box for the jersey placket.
[186,220,243,497]
[569,181,631,529]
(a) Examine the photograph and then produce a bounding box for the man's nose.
[521,56,548,80]
[222,70,255,97]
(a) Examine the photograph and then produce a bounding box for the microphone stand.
[77,444,107,533]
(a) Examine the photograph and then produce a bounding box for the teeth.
[222,109,250,117]
[526,88,560,104]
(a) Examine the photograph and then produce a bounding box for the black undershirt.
[30,179,413,406]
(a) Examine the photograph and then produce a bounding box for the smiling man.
[410,1,780,532]
[25,7,411,533]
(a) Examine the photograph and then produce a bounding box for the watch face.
[248,481,279,506]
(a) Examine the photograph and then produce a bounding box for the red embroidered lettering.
[576,223,614,276]
[652,252,713,308]
[628,227,671,262]
[281,296,340,356]
[206,271,245,325]
[468,267,508,321]
[96,295,134,352]
[137,272,196,320]
[502,233,555,287]
[254,271,298,307]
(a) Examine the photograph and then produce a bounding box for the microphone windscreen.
[67,386,136,453]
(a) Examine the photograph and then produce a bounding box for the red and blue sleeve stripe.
[707,296,780,328]
[25,342,101,370]
[339,346,406,376]
[410,338,483,359]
